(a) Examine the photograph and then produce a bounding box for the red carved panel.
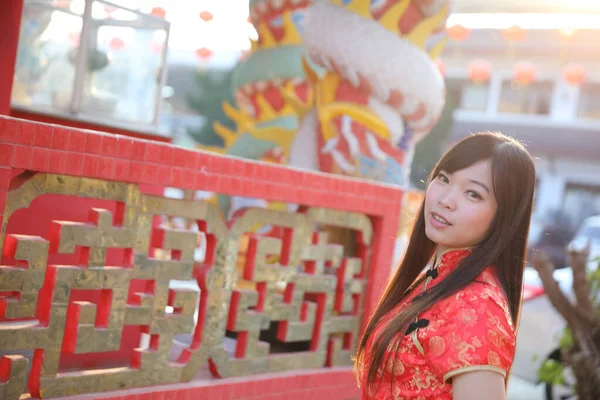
[0,116,402,399]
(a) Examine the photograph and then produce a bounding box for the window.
[497,81,553,115]
[578,84,600,120]
[11,0,169,127]
[460,83,489,111]
[447,79,489,112]
[563,183,600,229]
[12,2,84,112]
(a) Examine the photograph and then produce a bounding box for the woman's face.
[424,159,498,250]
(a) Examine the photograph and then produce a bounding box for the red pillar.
[0,0,24,115]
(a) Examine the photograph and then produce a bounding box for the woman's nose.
[438,191,456,210]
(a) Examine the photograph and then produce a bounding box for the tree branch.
[569,243,596,320]
[531,252,581,329]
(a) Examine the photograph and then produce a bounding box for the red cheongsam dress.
[361,249,516,400]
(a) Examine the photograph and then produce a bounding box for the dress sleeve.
[424,279,516,383]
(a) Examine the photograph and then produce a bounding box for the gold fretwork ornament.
[0,173,371,398]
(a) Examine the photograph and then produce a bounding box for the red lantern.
[502,25,527,43]
[109,37,125,51]
[151,7,166,19]
[513,62,536,85]
[195,47,213,60]
[200,11,213,22]
[435,58,445,77]
[467,59,492,84]
[563,63,586,86]
[104,5,117,14]
[446,24,470,42]
[53,0,70,8]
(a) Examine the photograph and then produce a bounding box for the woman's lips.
[430,212,452,229]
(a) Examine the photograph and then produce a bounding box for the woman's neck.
[433,246,474,267]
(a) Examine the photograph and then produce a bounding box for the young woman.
[355,132,536,400]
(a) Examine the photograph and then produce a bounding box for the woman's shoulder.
[431,266,513,329]
[421,266,517,382]
[469,266,512,321]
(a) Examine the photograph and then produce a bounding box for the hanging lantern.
[563,63,586,86]
[109,37,125,51]
[467,59,492,84]
[446,24,471,42]
[435,58,445,77]
[151,7,167,19]
[195,47,213,60]
[104,5,117,14]
[513,62,536,85]
[502,25,527,43]
[559,27,576,39]
[53,0,70,8]
[200,11,214,22]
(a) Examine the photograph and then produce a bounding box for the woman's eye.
[437,174,449,183]
[466,190,482,200]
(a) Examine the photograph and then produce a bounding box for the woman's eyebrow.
[469,180,490,193]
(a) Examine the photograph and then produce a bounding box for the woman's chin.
[425,226,456,249]
[425,224,444,242]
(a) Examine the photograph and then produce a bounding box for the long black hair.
[355,132,536,392]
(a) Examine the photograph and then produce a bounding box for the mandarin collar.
[433,247,474,270]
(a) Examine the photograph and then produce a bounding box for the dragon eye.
[370,0,387,13]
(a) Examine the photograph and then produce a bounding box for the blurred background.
[9,1,600,399]
[13,0,600,236]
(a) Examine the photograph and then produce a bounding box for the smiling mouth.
[432,212,452,226]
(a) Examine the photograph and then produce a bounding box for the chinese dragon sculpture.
[215,0,449,188]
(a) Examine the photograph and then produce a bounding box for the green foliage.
[537,257,600,386]
[538,359,566,385]
[536,326,571,385]
[589,258,600,309]
[559,328,574,350]
[185,68,236,147]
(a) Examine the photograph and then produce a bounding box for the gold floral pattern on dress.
[386,357,406,375]
[456,340,477,365]
[459,308,478,326]
[488,350,501,367]
[428,336,446,357]
[362,249,517,400]
[486,312,512,348]
[411,370,437,391]
[481,270,496,285]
